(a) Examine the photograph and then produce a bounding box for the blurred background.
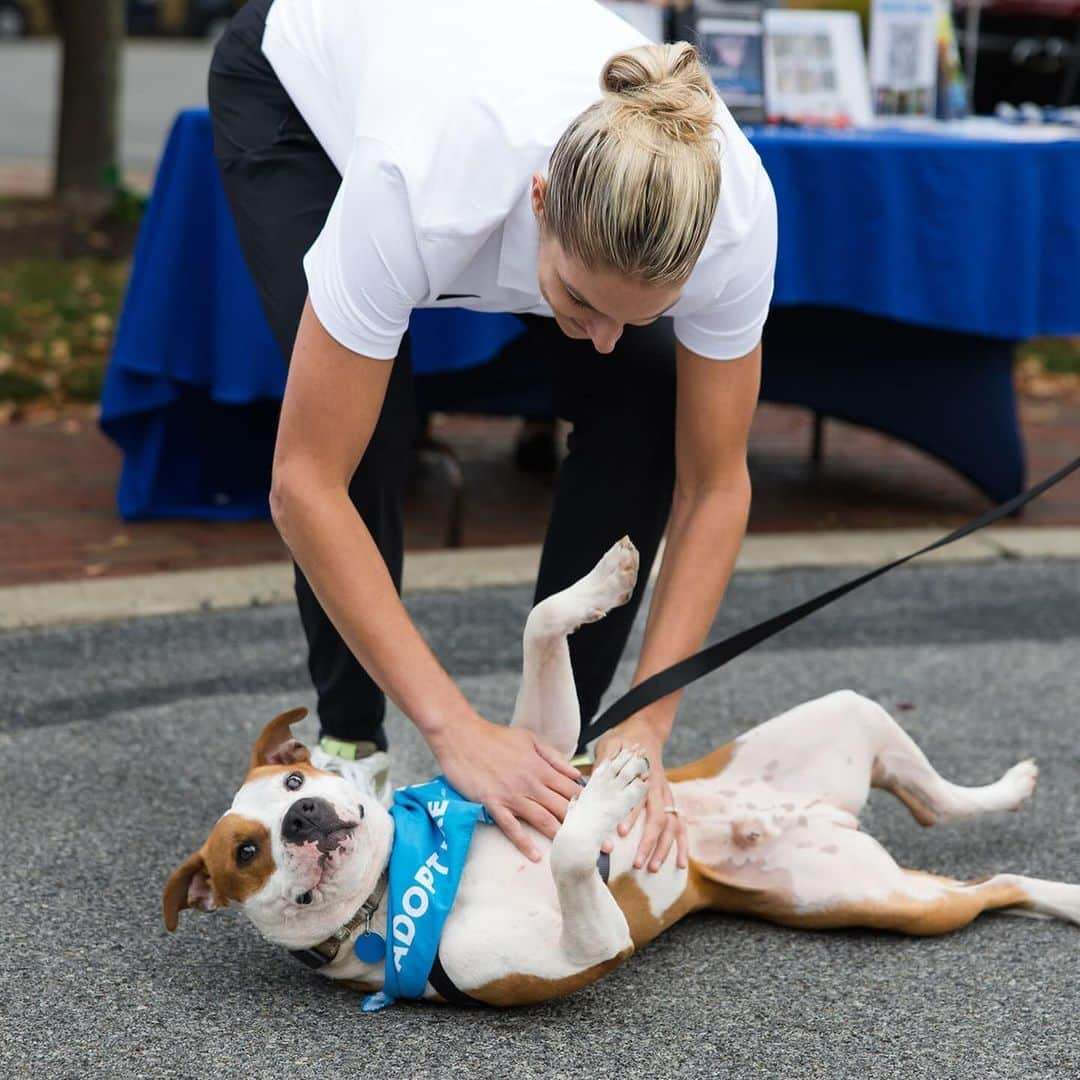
[0,0,1077,586]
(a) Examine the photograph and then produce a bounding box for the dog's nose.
[282,797,350,847]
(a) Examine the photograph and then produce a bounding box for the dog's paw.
[1001,758,1038,811]
[577,537,639,623]
[1020,879,1080,927]
[574,746,649,834]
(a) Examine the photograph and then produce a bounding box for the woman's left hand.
[593,714,688,873]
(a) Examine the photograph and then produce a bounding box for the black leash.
[581,454,1080,747]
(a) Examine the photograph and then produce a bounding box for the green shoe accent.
[318,735,380,762]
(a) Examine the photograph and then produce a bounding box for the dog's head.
[162,708,391,950]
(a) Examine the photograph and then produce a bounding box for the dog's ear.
[249,707,311,772]
[163,849,217,931]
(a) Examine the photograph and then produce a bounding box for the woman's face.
[532,176,683,354]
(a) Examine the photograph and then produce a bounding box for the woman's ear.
[530,173,547,220]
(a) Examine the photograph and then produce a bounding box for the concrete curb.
[1,526,1079,631]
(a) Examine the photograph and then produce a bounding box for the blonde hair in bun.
[543,42,722,287]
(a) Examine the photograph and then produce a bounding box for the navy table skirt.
[101,109,1080,518]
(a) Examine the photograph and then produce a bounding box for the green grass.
[1018,337,1080,374]
[0,257,129,407]
[0,370,46,401]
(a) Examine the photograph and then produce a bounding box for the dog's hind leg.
[510,537,639,758]
[862,698,1039,826]
[717,824,1079,933]
[744,690,1039,826]
[802,870,1080,934]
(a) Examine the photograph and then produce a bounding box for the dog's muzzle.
[282,797,357,853]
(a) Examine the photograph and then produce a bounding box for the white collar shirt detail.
[262,0,776,362]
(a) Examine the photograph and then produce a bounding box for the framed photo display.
[673,1,766,124]
[762,9,873,127]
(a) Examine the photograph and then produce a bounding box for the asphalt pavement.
[2,559,1078,1079]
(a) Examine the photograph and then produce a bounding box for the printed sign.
[870,0,940,116]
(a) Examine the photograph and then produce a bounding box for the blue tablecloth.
[749,125,1079,340]
[101,109,1080,518]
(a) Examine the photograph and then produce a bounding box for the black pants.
[209,0,678,753]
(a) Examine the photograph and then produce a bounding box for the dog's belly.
[674,766,861,900]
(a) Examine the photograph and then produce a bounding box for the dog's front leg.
[548,747,648,965]
[510,537,639,758]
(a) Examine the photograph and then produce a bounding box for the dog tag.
[354,932,386,964]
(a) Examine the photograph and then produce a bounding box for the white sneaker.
[310,738,393,808]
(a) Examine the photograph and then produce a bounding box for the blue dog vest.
[360,776,491,1012]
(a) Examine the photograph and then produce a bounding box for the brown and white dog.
[163,538,1080,1006]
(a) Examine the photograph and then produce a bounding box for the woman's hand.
[430,714,583,862]
[594,714,688,873]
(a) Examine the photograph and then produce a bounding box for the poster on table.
[869,0,939,116]
[762,9,873,127]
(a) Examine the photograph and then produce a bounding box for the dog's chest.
[452,827,565,922]
[439,822,685,982]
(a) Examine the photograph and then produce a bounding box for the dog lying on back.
[164,538,1079,1006]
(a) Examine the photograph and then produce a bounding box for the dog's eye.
[285,772,304,791]
[236,842,258,865]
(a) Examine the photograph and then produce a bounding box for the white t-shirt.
[262,0,777,361]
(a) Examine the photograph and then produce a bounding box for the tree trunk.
[53,0,125,219]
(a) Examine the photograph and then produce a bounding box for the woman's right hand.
[430,714,583,861]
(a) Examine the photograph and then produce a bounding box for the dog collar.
[289,870,388,970]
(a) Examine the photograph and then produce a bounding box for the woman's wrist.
[597,709,672,756]
[414,695,483,754]
[634,707,674,744]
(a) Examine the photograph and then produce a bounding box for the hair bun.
[601,43,717,144]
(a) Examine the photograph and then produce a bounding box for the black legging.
[209,0,678,754]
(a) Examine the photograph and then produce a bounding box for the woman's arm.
[594,337,760,870]
[272,299,581,857]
